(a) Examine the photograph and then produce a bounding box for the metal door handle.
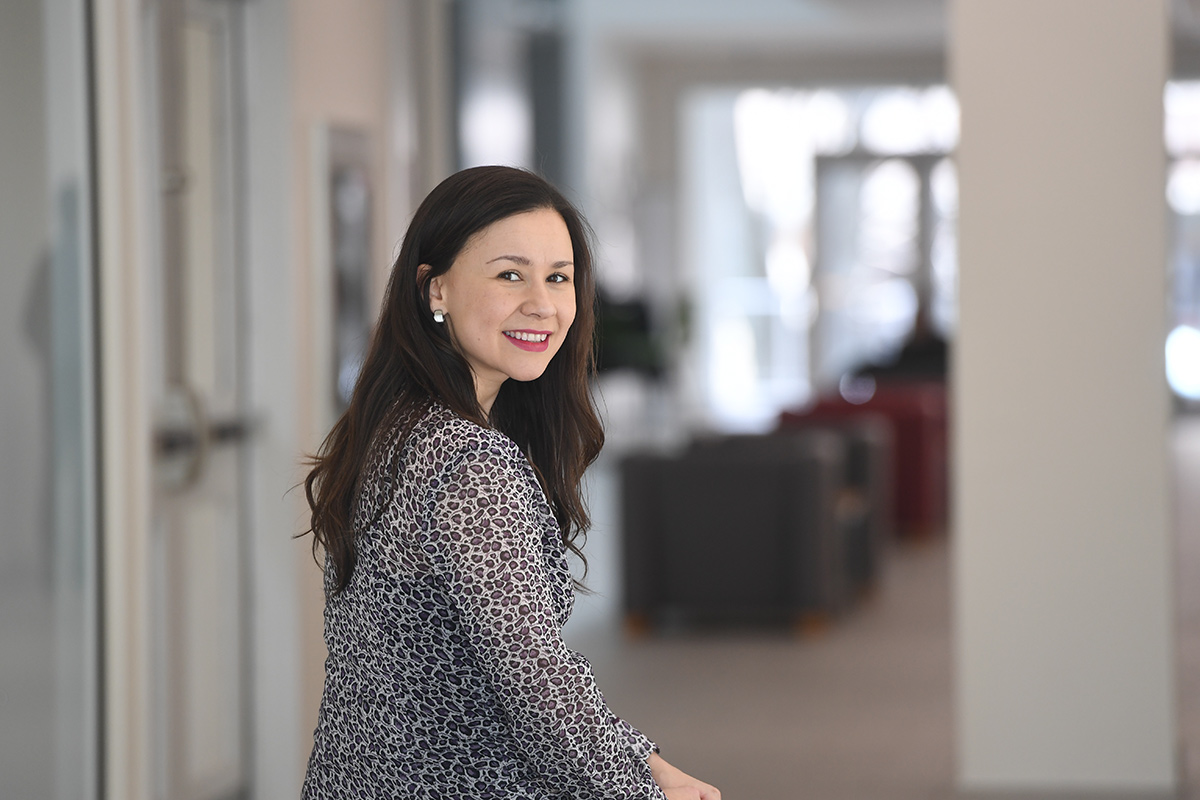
[154,385,257,491]
[155,416,255,456]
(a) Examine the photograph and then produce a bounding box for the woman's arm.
[425,438,668,799]
[648,753,722,800]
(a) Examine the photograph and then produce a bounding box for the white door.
[146,0,250,797]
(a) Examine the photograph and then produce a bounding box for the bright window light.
[1167,324,1200,400]
[922,86,960,153]
[861,89,926,154]
[1169,160,1200,215]
[461,84,531,168]
[733,89,812,228]
[808,90,856,155]
[1166,81,1200,156]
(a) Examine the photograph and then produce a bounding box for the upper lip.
[505,329,552,335]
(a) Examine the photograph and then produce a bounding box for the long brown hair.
[305,166,604,595]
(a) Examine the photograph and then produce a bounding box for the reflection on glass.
[0,0,99,797]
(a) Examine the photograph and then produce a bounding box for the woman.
[303,166,719,800]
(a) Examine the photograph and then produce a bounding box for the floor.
[561,417,1200,800]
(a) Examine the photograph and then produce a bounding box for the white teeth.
[505,331,549,342]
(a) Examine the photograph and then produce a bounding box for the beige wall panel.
[952,0,1175,792]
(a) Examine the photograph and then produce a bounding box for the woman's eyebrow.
[487,254,574,269]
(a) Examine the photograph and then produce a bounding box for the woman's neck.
[474,375,502,417]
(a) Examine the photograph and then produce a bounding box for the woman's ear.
[419,264,444,308]
[428,278,445,307]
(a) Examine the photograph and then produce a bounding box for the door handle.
[155,416,254,455]
[154,385,256,491]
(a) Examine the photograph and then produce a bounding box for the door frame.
[92,1,308,797]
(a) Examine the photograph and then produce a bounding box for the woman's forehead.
[457,209,574,264]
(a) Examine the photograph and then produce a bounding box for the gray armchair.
[620,429,861,631]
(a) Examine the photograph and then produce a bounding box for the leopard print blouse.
[302,403,666,799]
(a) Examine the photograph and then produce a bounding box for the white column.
[952,0,1176,795]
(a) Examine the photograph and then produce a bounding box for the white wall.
[952,0,1176,793]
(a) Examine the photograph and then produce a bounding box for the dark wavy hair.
[305,166,604,595]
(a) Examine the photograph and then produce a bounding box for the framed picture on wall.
[311,124,373,423]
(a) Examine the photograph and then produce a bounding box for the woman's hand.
[648,752,721,800]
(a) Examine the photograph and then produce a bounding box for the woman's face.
[427,208,577,410]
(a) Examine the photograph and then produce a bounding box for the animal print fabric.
[303,403,667,799]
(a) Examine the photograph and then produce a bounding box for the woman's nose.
[521,282,555,319]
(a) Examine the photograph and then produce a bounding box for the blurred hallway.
[568,483,954,799]
[558,415,1200,799]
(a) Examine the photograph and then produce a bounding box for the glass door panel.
[0,0,101,797]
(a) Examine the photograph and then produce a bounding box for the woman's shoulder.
[410,402,525,478]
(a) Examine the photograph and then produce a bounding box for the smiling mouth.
[504,330,552,352]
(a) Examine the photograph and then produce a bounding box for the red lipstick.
[504,330,551,352]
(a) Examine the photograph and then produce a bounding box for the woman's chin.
[509,366,551,383]
[502,354,558,383]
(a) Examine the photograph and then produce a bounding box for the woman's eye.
[548,273,571,284]
[498,270,521,282]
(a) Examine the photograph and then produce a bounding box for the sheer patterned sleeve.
[422,438,667,799]
[612,714,658,762]
[565,649,660,761]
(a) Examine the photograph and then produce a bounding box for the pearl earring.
[433,309,445,323]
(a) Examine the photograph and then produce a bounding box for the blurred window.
[683,85,958,431]
[1166,81,1200,402]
